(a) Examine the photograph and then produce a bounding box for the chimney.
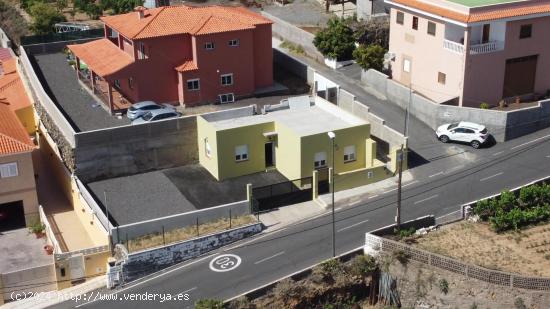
[135,6,146,20]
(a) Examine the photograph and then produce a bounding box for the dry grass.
[413,221,550,276]
[127,215,257,252]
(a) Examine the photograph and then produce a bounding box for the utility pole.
[104,191,112,253]
[328,131,336,257]
[396,81,411,230]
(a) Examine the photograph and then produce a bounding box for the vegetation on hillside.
[0,0,29,45]
[473,183,550,232]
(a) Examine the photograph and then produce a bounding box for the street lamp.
[327,131,336,257]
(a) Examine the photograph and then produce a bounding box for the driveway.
[31,52,130,132]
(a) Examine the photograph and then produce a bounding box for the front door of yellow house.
[265,142,275,168]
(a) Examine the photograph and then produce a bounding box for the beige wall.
[273,123,301,181]
[0,151,38,225]
[389,8,465,103]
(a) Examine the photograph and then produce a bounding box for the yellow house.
[198,96,388,192]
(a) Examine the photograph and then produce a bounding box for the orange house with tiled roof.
[0,52,38,229]
[68,5,273,110]
[385,0,550,107]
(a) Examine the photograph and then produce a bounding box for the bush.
[350,255,377,278]
[313,17,355,61]
[392,249,410,265]
[352,17,389,49]
[479,102,490,109]
[395,227,416,239]
[0,0,30,44]
[473,183,550,232]
[28,220,45,234]
[195,299,224,309]
[353,44,386,71]
[273,278,305,305]
[438,278,449,294]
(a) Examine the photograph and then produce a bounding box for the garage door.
[503,55,538,98]
[0,201,26,232]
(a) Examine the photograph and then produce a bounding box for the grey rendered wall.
[111,200,251,244]
[361,69,550,142]
[262,11,324,62]
[122,223,262,282]
[74,116,198,182]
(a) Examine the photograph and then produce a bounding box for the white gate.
[69,253,85,281]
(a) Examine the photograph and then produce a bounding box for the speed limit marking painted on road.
[209,254,242,272]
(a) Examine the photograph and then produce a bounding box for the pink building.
[68,5,273,111]
[386,0,550,107]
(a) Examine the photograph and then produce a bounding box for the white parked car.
[131,109,182,125]
[126,101,174,120]
[436,121,489,149]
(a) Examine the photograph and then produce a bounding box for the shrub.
[352,18,389,49]
[514,297,527,309]
[392,249,410,265]
[479,102,490,109]
[29,2,66,34]
[313,17,355,61]
[28,221,45,234]
[350,255,377,278]
[395,227,416,239]
[353,44,386,71]
[438,278,449,294]
[195,299,224,309]
[0,0,29,45]
[273,278,305,305]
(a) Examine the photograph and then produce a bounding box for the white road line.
[254,251,285,265]
[181,287,197,294]
[335,207,342,211]
[337,219,370,232]
[382,188,397,194]
[492,151,503,156]
[349,200,362,206]
[428,171,443,178]
[368,194,379,199]
[403,180,419,187]
[75,253,218,308]
[511,134,550,150]
[479,172,503,182]
[445,165,464,173]
[413,194,439,205]
[547,155,550,158]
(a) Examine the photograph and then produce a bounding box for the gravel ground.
[87,171,195,225]
[262,0,332,27]
[32,52,130,132]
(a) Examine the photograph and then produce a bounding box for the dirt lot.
[413,221,550,277]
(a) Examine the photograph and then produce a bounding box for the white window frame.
[187,79,200,91]
[221,73,233,86]
[204,42,215,50]
[204,139,212,158]
[314,152,327,169]
[228,39,239,47]
[0,162,18,178]
[235,145,249,162]
[343,145,356,163]
[403,59,411,73]
[219,93,235,104]
[138,42,147,60]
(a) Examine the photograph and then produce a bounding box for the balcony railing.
[443,39,504,55]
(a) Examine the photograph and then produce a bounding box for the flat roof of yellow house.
[206,96,368,137]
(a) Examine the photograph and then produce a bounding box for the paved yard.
[31,52,129,132]
[0,228,53,273]
[262,0,332,27]
[86,164,288,225]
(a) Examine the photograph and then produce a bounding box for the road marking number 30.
[209,254,242,272]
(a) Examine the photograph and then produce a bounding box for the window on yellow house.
[235,145,248,161]
[344,145,356,163]
[314,152,327,168]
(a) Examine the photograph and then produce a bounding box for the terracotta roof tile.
[101,5,272,40]
[175,60,198,72]
[0,103,34,155]
[391,0,550,23]
[68,38,134,77]
[0,58,32,112]
[0,48,14,62]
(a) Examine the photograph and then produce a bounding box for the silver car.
[126,101,174,120]
[131,109,182,125]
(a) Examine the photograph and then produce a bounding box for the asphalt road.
[51,127,550,309]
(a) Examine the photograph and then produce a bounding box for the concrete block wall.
[262,11,324,62]
[74,116,198,182]
[121,223,262,283]
[111,200,251,244]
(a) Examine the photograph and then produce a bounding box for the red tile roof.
[391,0,550,23]
[0,103,34,155]
[0,58,33,112]
[0,48,14,62]
[67,38,134,77]
[101,5,272,40]
[175,60,198,72]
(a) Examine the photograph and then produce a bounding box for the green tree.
[353,44,386,71]
[55,0,67,12]
[352,17,390,49]
[313,17,355,61]
[29,2,66,34]
[101,0,144,14]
